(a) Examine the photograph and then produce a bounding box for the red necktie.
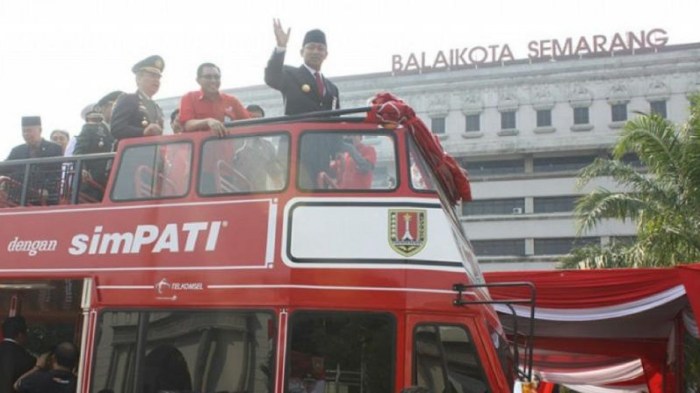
[315,72,325,97]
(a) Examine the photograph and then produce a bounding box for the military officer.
[110,55,165,142]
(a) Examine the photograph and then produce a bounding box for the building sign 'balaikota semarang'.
[391,28,669,73]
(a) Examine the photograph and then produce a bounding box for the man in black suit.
[0,316,36,392]
[266,21,355,188]
[6,116,63,160]
[4,116,64,205]
[265,20,339,115]
[111,55,165,142]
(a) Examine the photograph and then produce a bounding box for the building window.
[533,196,579,214]
[465,114,480,132]
[533,155,597,173]
[617,153,645,169]
[650,100,667,118]
[459,159,525,177]
[462,198,526,216]
[534,237,599,255]
[431,117,446,134]
[500,111,516,129]
[471,239,526,256]
[611,236,637,245]
[573,107,589,125]
[536,110,552,127]
[611,103,627,122]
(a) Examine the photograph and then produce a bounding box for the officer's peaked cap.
[132,55,164,75]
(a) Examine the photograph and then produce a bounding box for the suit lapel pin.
[301,84,311,93]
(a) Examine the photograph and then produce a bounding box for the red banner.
[0,199,274,271]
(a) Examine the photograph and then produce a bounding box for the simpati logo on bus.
[388,209,427,257]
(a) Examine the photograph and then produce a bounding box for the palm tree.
[562,94,700,269]
[565,95,700,392]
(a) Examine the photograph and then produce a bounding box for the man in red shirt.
[179,63,250,137]
[335,135,376,189]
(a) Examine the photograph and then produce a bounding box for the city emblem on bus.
[388,209,427,257]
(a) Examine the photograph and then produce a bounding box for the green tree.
[563,94,700,269]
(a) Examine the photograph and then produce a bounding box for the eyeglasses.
[200,74,221,80]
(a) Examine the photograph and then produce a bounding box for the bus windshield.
[90,310,274,393]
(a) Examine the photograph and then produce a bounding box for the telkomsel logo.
[154,278,204,301]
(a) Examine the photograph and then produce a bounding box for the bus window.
[112,142,192,201]
[407,138,436,192]
[288,311,394,393]
[199,134,289,195]
[298,132,397,190]
[90,310,274,393]
[414,324,490,393]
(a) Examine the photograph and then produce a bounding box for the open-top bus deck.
[0,95,530,393]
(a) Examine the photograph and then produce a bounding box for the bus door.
[0,278,91,388]
[0,279,86,350]
[405,314,509,393]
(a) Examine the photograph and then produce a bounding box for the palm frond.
[614,114,681,178]
[574,191,646,235]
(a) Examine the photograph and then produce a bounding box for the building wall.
[159,43,700,271]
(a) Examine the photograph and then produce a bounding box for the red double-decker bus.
[0,95,532,393]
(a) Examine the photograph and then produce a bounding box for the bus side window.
[200,134,288,195]
[90,310,274,393]
[288,312,395,393]
[112,142,191,201]
[299,132,397,191]
[414,324,490,393]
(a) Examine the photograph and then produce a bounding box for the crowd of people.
[2,19,375,202]
[0,316,77,393]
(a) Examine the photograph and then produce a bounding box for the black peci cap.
[21,116,41,127]
[131,55,165,75]
[302,29,326,46]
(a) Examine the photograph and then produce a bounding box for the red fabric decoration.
[365,93,472,204]
[485,268,682,309]
[484,264,700,391]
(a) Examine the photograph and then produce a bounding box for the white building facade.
[159,42,700,272]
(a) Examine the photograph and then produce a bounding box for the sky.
[0,0,699,158]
